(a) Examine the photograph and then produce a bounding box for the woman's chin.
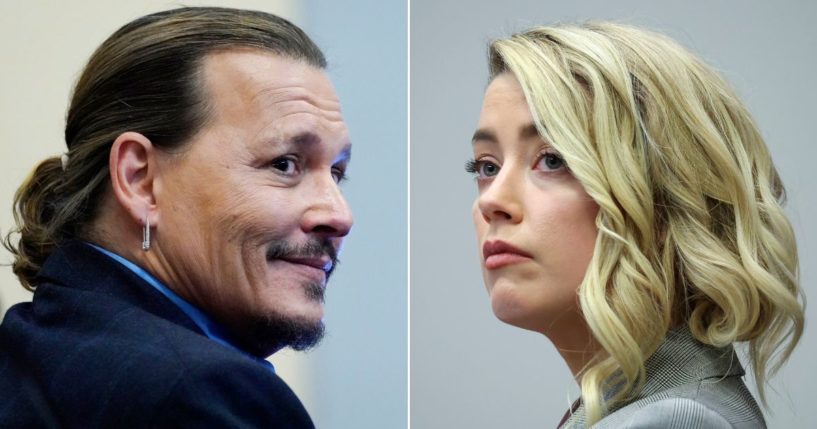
[489,285,540,331]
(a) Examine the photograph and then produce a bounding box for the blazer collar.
[561,327,744,428]
[36,240,203,335]
[637,327,744,399]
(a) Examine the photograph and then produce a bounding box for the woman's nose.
[476,168,523,224]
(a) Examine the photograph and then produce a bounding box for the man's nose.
[302,175,354,238]
[476,168,523,224]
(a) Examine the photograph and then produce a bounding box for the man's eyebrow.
[276,132,351,162]
[290,131,321,147]
[288,132,352,163]
[471,128,497,144]
[336,144,352,163]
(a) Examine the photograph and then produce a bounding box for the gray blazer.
[560,328,765,428]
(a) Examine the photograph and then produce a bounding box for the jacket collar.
[561,327,744,427]
[36,240,203,335]
[637,327,744,398]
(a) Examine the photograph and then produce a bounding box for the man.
[0,7,350,427]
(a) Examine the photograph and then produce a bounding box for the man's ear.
[109,132,157,227]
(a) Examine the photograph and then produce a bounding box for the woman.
[468,22,803,428]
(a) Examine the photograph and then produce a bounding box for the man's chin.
[242,312,326,357]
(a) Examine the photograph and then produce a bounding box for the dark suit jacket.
[0,241,314,428]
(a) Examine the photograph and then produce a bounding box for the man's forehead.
[269,118,351,150]
[252,85,342,117]
[199,48,348,143]
[201,48,341,112]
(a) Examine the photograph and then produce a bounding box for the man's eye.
[332,167,347,184]
[465,159,500,179]
[269,157,299,175]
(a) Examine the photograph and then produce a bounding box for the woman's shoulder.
[613,396,763,428]
[596,378,765,429]
[602,327,766,428]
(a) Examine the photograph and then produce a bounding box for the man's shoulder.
[0,280,311,428]
[0,277,214,373]
[156,354,313,428]
[106,311,314,428]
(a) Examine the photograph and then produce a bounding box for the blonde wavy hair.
[489,22,804,425]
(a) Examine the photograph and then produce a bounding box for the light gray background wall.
[410,1,816,428]
[0,2,406,428]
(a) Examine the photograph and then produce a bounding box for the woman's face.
[471,73,599,334]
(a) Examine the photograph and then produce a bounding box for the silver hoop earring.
[142,217,151,251]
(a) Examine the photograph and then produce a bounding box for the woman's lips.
[482,240,532,270]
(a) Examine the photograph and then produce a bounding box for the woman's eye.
[269,156,299,175]
[536,152,565,171]
[465,159,500,179]
[480,162,500,177]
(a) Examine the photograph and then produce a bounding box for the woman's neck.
[539,312,600,381]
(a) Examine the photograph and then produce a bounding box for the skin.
[97,49,353,357]
[471,73,600,377]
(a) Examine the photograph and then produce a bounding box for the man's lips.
[482,240,533,270]
[276,256,334,273]
[265,239,339,280]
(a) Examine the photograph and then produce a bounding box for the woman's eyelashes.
[465,150,567,181]
[465,158,500,180]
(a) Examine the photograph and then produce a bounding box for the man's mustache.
[265,239,340,279]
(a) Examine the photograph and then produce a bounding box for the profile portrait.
[411,1,816,428]
[0,2,406,428]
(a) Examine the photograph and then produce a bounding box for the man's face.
[154,50,352,356]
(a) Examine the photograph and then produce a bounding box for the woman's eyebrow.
[472,123,541,145]
[472,128,497,145]
[519,123,539,140]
